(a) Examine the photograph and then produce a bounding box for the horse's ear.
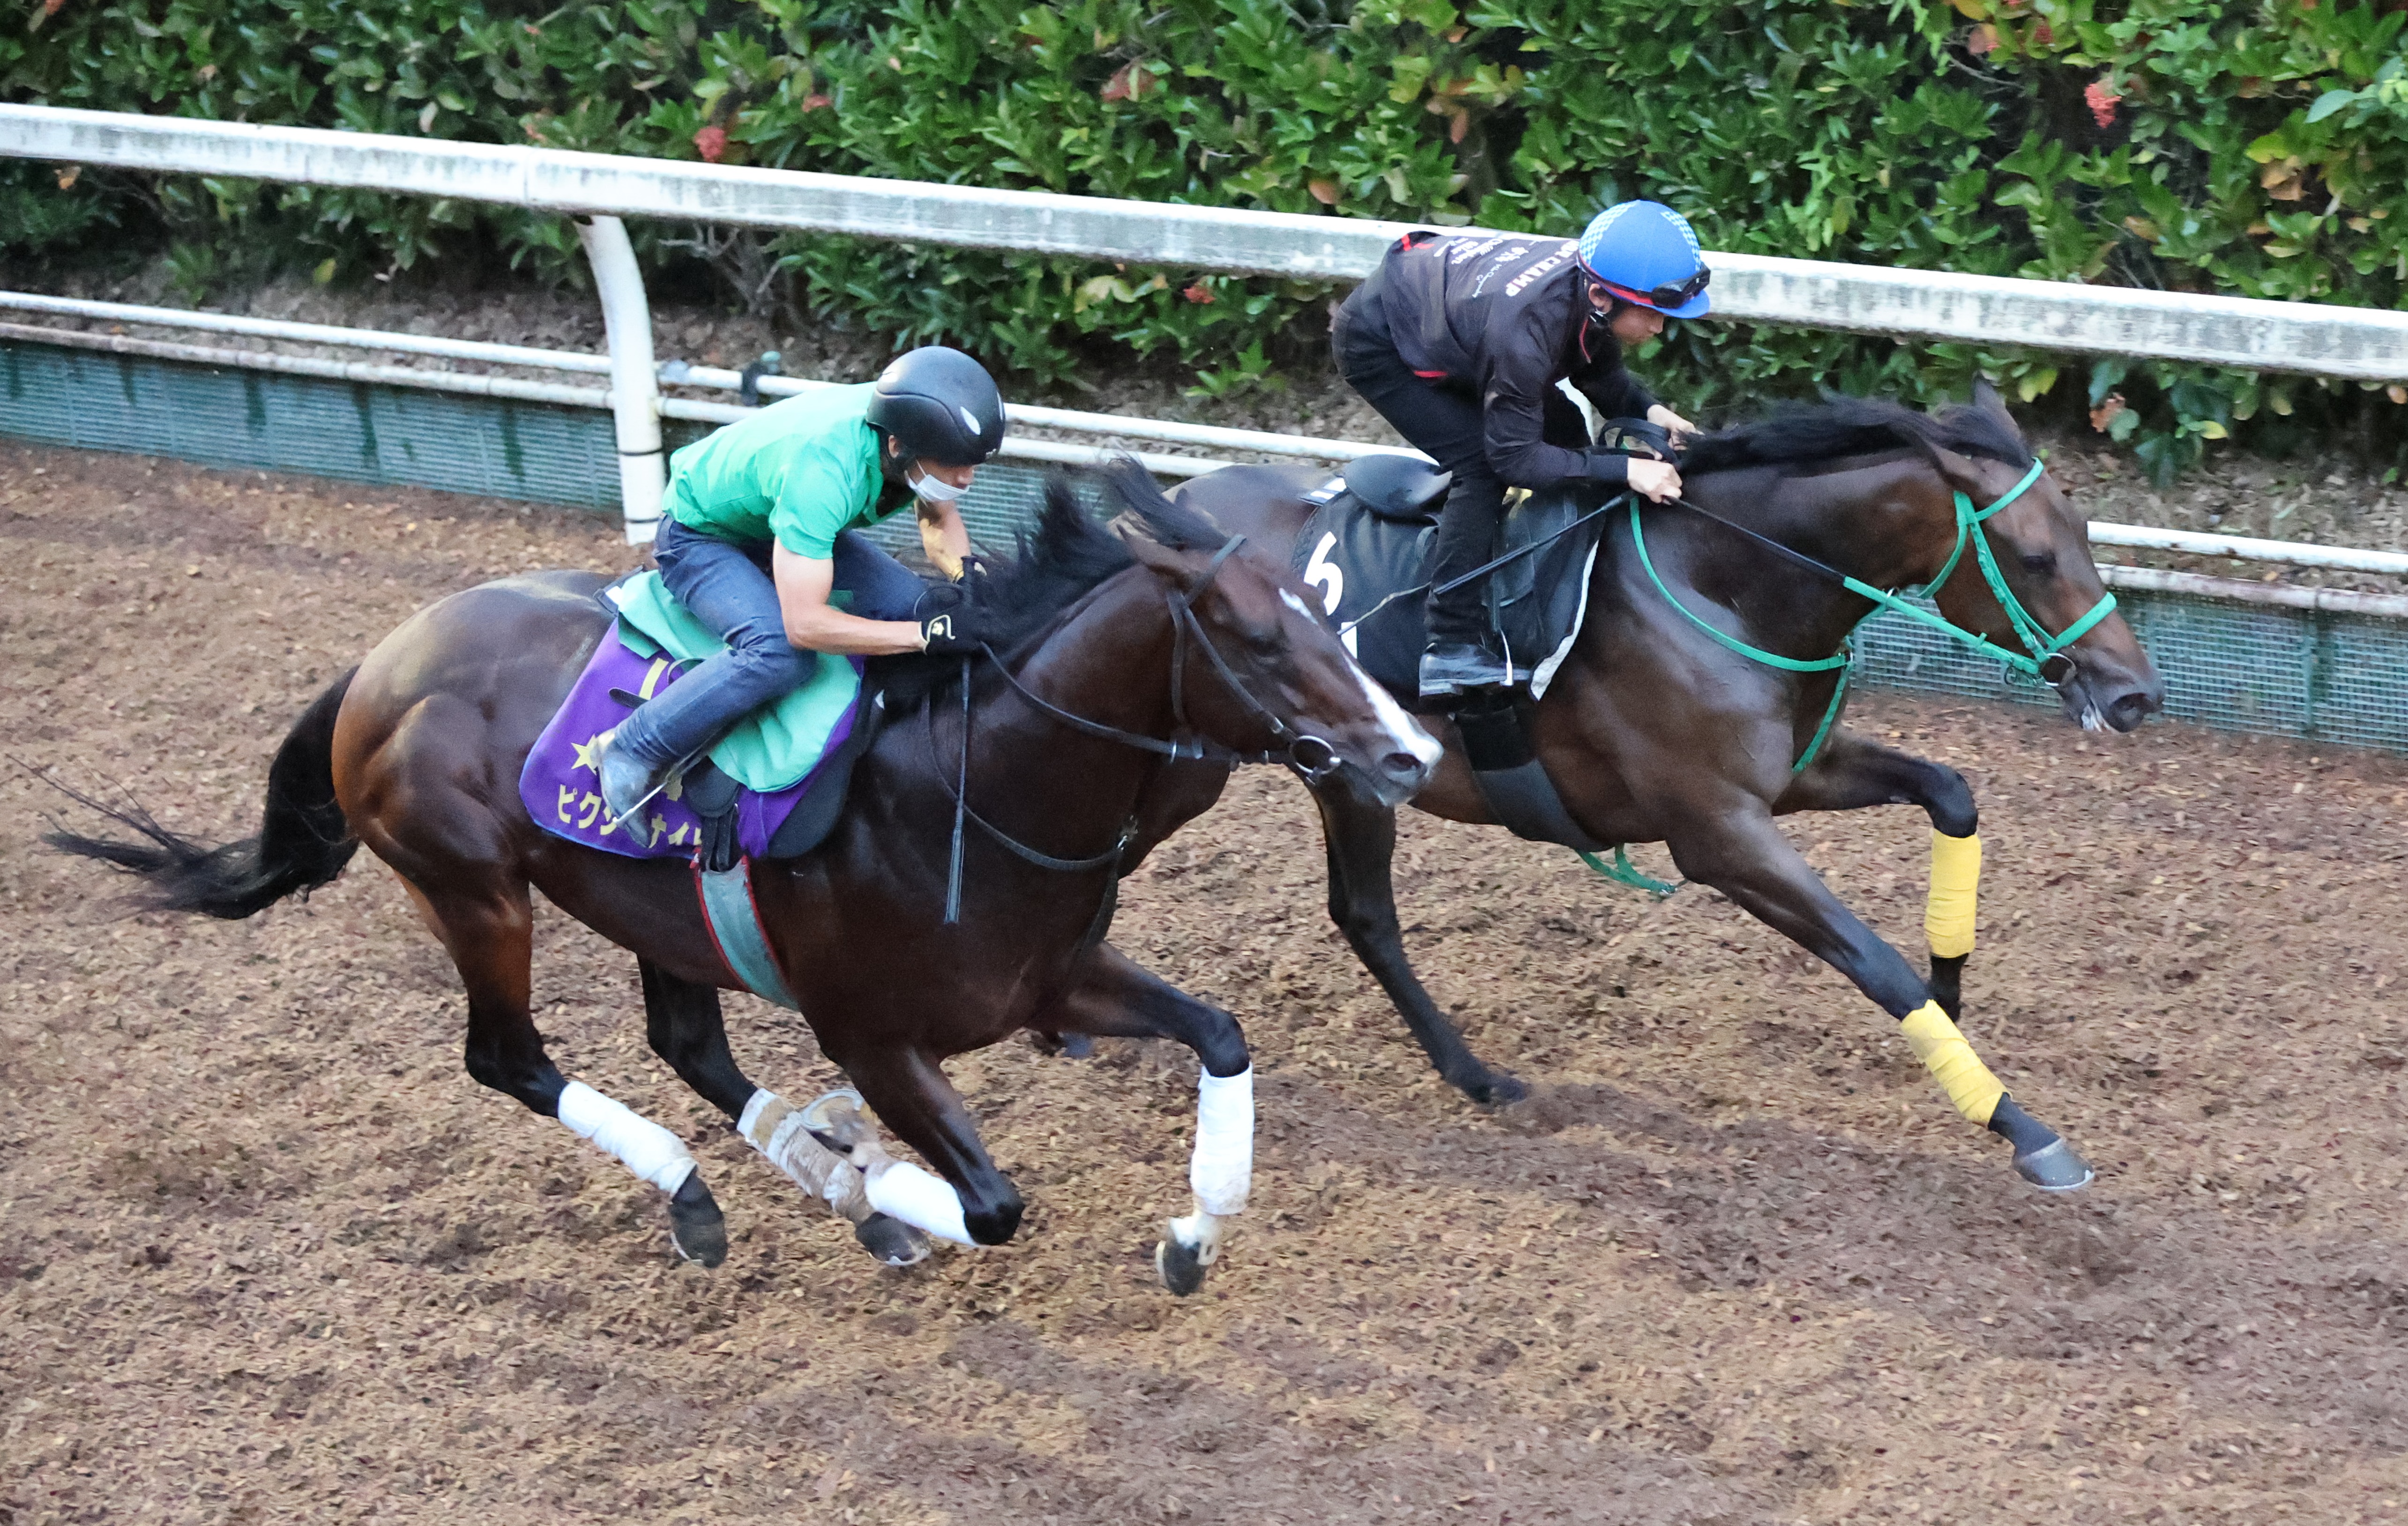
[1924,443,1987,498]
[1117,524,1198,585]
[1969,378,2021,436]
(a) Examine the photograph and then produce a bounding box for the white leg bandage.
[556,1081,696,1194]
[1189,1066,1255,1217]
[1167,1197,1232,1264]
[862,1160,975,1246]
[737,1089,868,1219]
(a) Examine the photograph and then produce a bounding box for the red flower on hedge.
[2084,78,2122,128]
[693,125,728,163]
[1181,283,1215,304]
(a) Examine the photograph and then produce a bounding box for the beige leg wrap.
[1900,1001,2005,1125]
[1924,830,1982,959]
[738,1090,871,1221]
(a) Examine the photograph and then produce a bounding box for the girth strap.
[694,859,800,1010]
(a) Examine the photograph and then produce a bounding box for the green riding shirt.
[663,384,896,559]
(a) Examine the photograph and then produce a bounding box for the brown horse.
[47,464,1440,1294]
[1160,385,2163,1190]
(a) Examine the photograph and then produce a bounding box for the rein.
[1631,457,2115,772]
[935,532,1340,923]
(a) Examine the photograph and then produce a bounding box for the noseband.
[933,532,1342,922]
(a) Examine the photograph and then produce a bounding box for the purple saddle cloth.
[518,626,864,862]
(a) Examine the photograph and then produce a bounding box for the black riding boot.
[1419,474,1511,697]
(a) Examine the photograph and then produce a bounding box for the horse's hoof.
[1155,1235,1209,1297]
[669,1173,729,1267]
[2013,1138,2096,1193]
[1469,1071,1529,1108]
[855,1211,932,1267]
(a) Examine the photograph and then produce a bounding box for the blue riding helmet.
[1575,201,1712,320]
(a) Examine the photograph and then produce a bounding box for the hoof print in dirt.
[2013,1138,2097,1193]
[669,1174,730,1267]
[856,1212,934,1267]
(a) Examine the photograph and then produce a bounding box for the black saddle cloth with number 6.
[1290,455,1613,707]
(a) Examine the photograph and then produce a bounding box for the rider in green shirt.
[599,346,1007,822]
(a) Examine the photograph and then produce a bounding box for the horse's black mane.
[1680,394,2033,476]
[871,457,1226,709]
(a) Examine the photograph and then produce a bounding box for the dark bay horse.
[49,465,1439,1294]
[1163,385,2163,1190]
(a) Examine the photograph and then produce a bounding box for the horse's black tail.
[42,668,361,920]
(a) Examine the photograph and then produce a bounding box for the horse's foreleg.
[1776,733,1982,1018]
[406,881,729,1265]
[635,960,928,1267]
[1040,944,1253,1296]
[1665,808,2091,1191]
[827,1047,1022,1247]
[1312,773,1525,1106]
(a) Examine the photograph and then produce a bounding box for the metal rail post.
[575,215,665,544]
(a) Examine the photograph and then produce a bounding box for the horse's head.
[1109,476,1441,806]
[1923,384,2164,734]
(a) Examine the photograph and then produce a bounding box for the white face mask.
[907,466,969,504]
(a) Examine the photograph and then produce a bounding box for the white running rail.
[5,105,2406,381]
[8,289,2404,584]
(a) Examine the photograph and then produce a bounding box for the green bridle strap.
[1629,454,2118,772]
[1909,456,2119,675]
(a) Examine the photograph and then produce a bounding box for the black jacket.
[1349,231,1661,489]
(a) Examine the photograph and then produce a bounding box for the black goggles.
[1594,266,1710,312]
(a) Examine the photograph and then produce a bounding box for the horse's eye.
[2020,550,2057,574]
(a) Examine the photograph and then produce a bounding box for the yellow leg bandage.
[1924,830,1982,960]
[1900,1001,2004,1124]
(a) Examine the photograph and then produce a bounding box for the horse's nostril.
[1383,750,1431,784]
[2107,689,2159,731]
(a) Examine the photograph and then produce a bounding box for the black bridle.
[935,532,1340,923]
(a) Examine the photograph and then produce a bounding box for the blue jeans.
[611,518,933,767]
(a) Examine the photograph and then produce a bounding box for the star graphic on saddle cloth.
[570,729,612,776]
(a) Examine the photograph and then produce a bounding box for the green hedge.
[7,0,2405,479]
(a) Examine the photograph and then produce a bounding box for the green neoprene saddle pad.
[604,570,863,793]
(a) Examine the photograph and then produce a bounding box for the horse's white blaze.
[1191,1065,1255,1216]
[737,1088,866,1218]
[1357,659,1443,770]
[555,1080,695,1193]
[1282,586,1440,770]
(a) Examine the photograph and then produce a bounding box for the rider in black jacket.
[1333,200,1712,697]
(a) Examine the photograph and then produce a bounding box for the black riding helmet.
[865,346,1007,467]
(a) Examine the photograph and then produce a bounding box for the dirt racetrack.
[5,438,2408,1526]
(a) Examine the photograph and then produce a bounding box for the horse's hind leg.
[635,960,930,1267]
[1038,944,1254,1296]
[1313,771,1525,1105]
[1665,803,2092,1192]
[1775,733,1981,1019]
[405,880,730,1264]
